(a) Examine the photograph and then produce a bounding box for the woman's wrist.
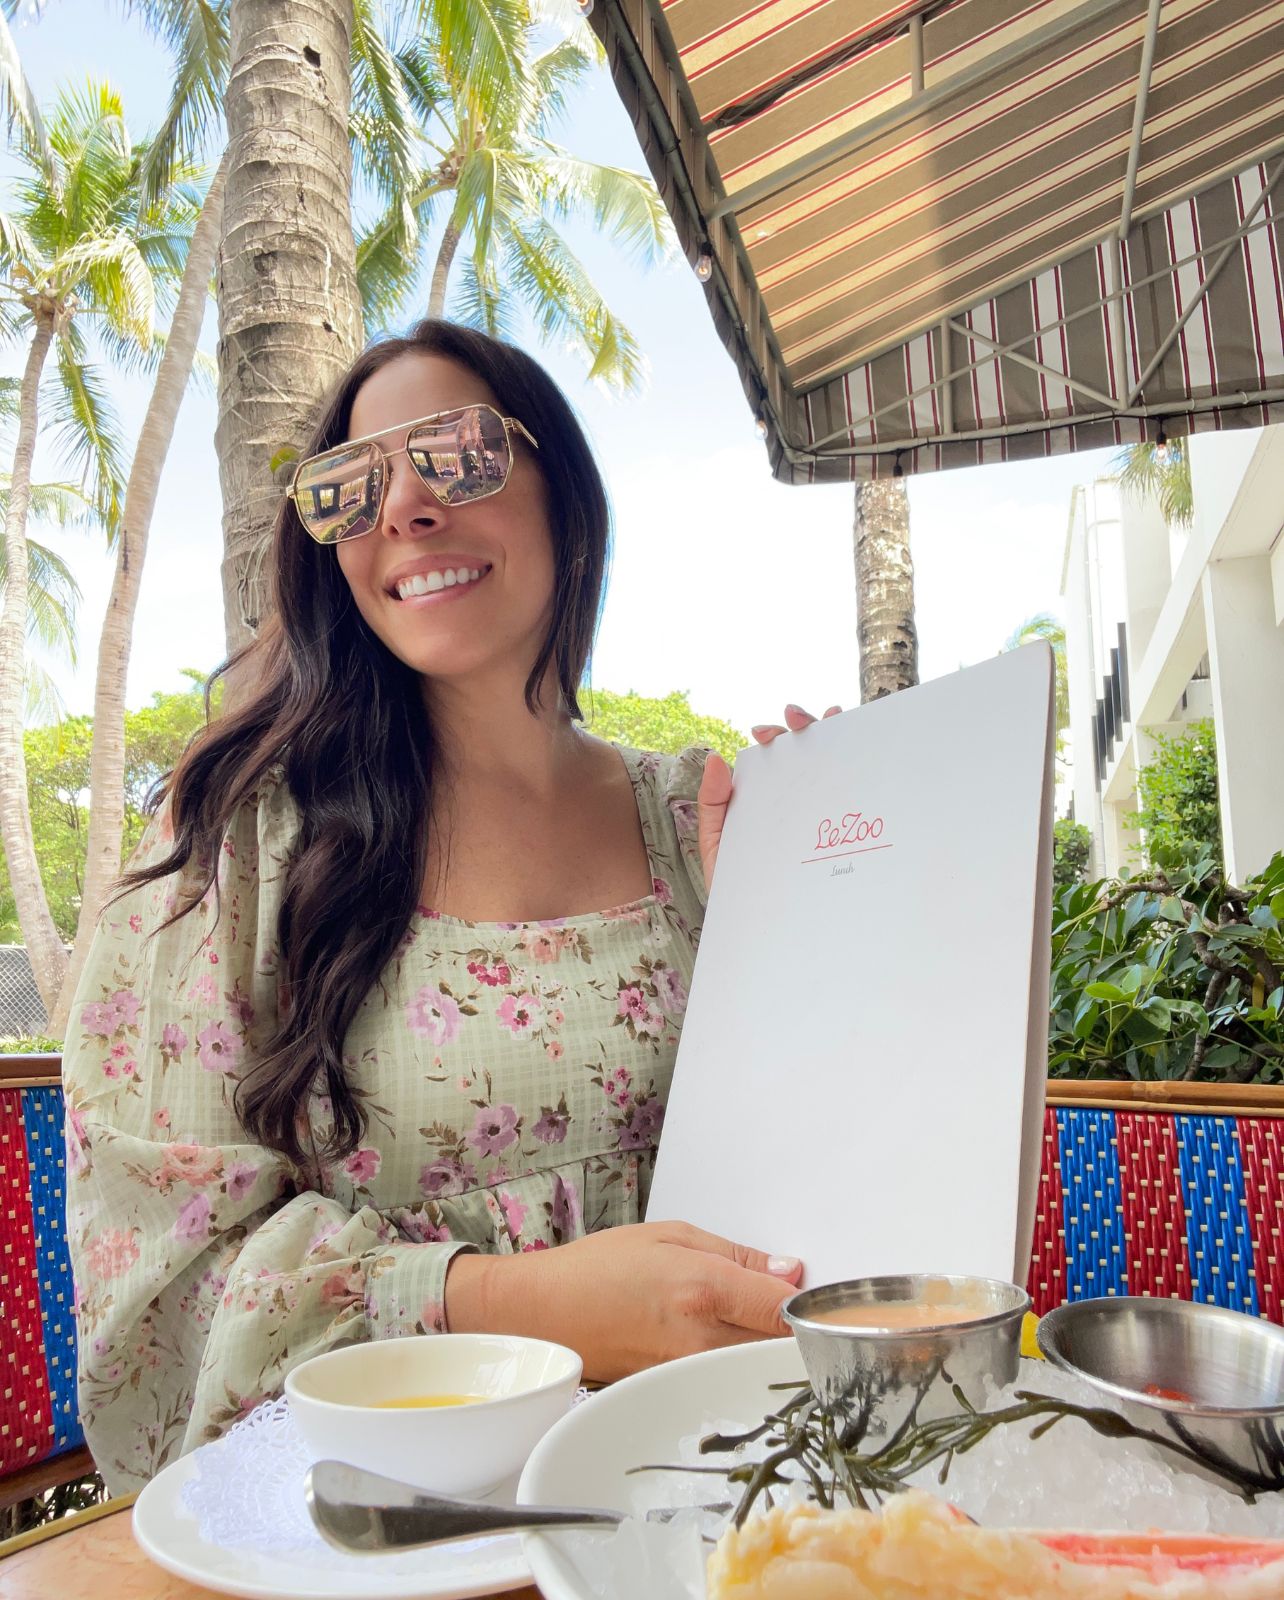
[444,1248,531,1335]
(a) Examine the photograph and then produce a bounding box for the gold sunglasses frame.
[287,404,540,544]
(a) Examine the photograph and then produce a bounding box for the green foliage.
[1127,719,1221,870]
[580,688,745,765]
[1053,818,1092,890]
[0,1034,61,1053]
[0,673,215,941]
[1003,614,1068,735]
[1049,852,1284,1084]
[1112,439,1194,529]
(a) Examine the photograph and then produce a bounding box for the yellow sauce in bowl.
[371,1393,488,1408]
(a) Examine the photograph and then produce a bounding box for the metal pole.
[789,387,1284,462]
[948,317,1121,411]
[1126,158,1284,405]
[909,13,925,94]
[1119,0,1163,238]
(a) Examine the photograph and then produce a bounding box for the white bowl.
[284,1334,582,1497]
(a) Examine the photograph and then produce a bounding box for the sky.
[8,0,1123,738]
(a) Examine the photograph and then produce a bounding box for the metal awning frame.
[803,165,1284,454]
[595,0,1284,478]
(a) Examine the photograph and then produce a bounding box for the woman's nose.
[378,457,445,539]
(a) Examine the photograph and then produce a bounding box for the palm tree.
[1003,612,1070,750]
[52,155,224,1034]
[124,0,672,648]
[1112,437,1194,528]
[356,8,672,393]
[853,478,918,701]
[0,80,196,1014]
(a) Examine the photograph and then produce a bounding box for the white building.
[1062,427,1284,882]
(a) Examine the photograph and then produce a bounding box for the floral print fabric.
[63,746,709,1494]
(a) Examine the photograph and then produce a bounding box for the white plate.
[518,1339,806,1600]
[133,1449,531,1600]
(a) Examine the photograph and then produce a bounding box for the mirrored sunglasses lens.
[294,444,382,542]
[407,406,512,504]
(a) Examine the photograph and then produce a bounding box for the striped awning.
[593,0,1284,480]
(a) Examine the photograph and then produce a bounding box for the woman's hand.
[443,1221,803,1383]
[698,704,842,887]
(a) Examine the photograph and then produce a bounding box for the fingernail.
[767,1254,800,1277]
[785,703,803,715]
[751,725,773,738]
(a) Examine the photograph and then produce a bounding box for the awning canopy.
[592,0,1284,480]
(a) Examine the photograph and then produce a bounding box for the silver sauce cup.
[1037,1296,1284,1492]
[783,1273,1030,1445]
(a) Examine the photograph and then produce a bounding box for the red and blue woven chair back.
[0,1079,83,1479]
[1028,1105,1284,1322]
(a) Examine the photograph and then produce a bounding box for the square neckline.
[412,744,660,931]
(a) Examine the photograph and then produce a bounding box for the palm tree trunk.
[49,158,230,1037]
[852,478,918,702]
[0,313,68,1015]
[216,0,363,658]
[427,222,462,318]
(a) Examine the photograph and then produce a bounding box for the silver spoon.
[305,1460,624,1553]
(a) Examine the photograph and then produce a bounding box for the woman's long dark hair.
[122,320,610,1167]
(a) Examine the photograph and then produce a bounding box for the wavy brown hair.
[122,321,610,1166]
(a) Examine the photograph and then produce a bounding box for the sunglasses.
[288,403,540,545]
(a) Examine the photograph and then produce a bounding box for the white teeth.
[394,566,486,600]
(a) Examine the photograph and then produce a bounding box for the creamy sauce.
[806,1303,980,1330]
[372,1394,487,1408]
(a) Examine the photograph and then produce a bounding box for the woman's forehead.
[347,352,500,440]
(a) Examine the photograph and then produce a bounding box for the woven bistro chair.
[0,1055,91,1511]
[1028,1082,1284,1323]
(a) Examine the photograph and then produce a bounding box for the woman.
[64,321,832,1494]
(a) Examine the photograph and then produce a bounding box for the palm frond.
[393,33,450,129]
[0,9,54,183]
[56,81,133,237]
[450,251,519,341]
[0,204,37,271]
[351,0,419,198]
[0,522,80,661]
[413,0,531,119]
[122,0,229,208]
[55,229,155,341]
[528,33,599,131]
[23,658,67,727]
[355,189,428,329]
[453,146,500,264]
[1111,439,1194,529]
[49,333,128,534]
[502,217,648,394]
[519,148,675,266]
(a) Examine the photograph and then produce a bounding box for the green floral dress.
[63,746,709,1494]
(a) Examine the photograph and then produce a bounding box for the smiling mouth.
[391,564,490,601]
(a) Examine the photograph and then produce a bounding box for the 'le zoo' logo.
[805,810,890,864]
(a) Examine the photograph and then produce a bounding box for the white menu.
[648,645,1055,1288]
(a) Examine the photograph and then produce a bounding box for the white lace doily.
[180,1389,591,1574]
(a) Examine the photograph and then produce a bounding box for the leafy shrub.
[1050,850,1284,1083]
[1053,819,1092,890]
[0,1034,62,1053]
[1127,719,1221,870]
